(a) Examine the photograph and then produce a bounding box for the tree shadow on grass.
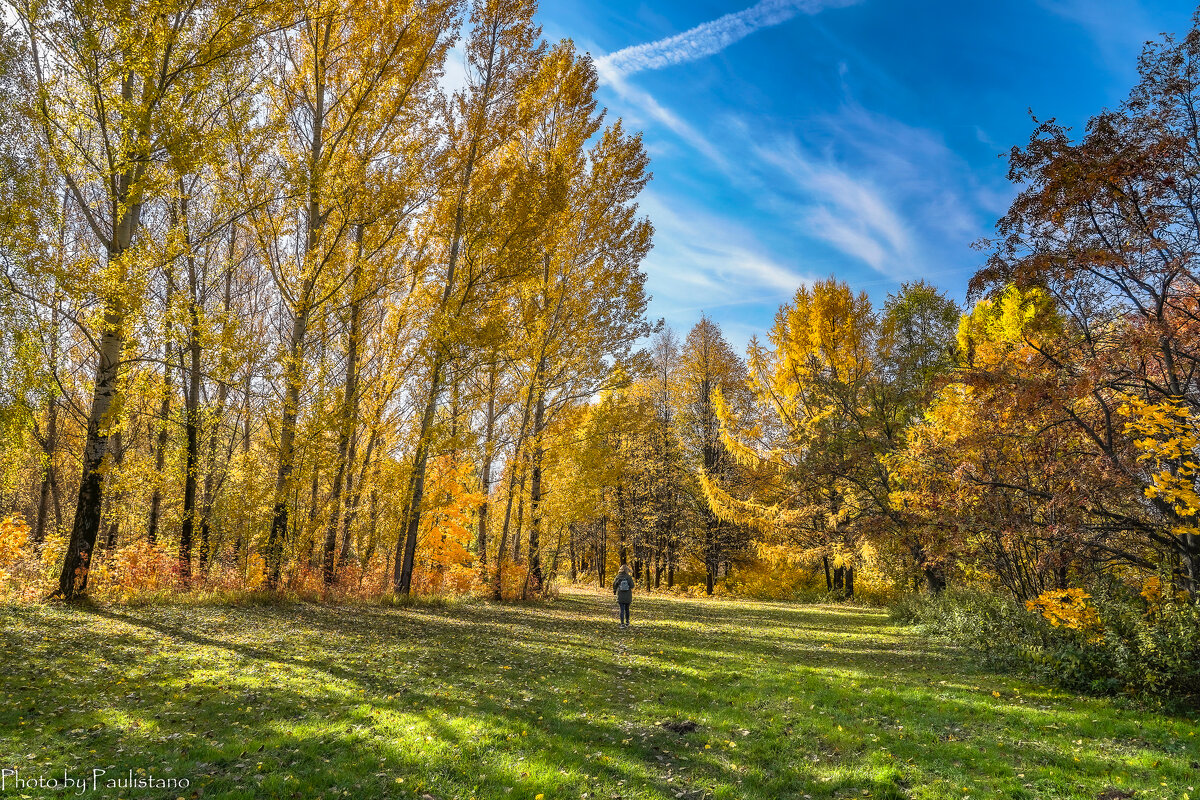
[1,597,1195,800]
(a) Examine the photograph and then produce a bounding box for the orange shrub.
[92,540,182,600]
[0,515,30,597]
[495,559,531,601]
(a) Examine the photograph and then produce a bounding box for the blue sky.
[533,0,1200,349]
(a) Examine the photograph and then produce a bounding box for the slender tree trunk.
[198,246,233,572]
[323,225,364,585]
[34,368,59,544]
[242,370,252,453]
[179,189,203,582]
[527,387,545,591]
[147,269,175,546]
[267,30,328,589]
[395,358,442,594]
[511,472,525,564]
[597,514,608,584]
[233,368,252,561]
[548,525,564,585]
[102,430,123,550]
[57,310,124,598]
[703,511,716,595]
[266,286,313,588]
[568,524,577,582]
[336,427,358,558]
[666,532,675,588]
[476,360,499,572]
[492,365,541,599]
[361,470,382,581]
[339,423,377,567]
[492,456,525,599]
[306,465,321,567]
[198,413,221,571]
[36,198,67,544]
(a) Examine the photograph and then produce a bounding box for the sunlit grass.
[0,588,1196,799]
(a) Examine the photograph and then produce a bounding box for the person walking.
[613,564,635,628]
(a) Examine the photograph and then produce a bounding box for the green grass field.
[1,588,1196,800]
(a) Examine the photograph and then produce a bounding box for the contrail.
[595,0,859,80]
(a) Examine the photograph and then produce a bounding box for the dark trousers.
[618,601,630,625]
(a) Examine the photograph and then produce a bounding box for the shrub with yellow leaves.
[1139,575,1191,614]
[0,515,30,566]
[1119,395,1200,522]
[411,456,485,597]
[1025,588,1103,638]
[0,515,31,596]
[246,553,267,590]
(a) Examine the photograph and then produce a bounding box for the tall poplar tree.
[253,0,457,587]
[12,0,265,598]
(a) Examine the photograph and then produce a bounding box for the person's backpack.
[618,575,633,592]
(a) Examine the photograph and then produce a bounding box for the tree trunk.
[53,67,148,599]
[267,34,328,589]
[198,246,233,572]
[339,422,378,568]
[666,535,675,588]
[265,289,312,588]
[492,448,527,600]
[102,430,123,550]
[361,471,382,582]
[233,368,252,562]
[597,514,609,585]
[147,269,175,547]
[34,380,59,544]
[394,357,442,594]
[476,360,499,572]
[56,313,125,599]
[491,361,540,599]
[306,465,322,567]
[511,475,525,564]
[568,524,577,582]
[179,190,203,582]
[36,202,66,544]
[323,225,364,586]
[924,565,947,594]
[198,415,221,571]
[394,17,504,594]
[1182,530,1197,598]
[703,511,717,596]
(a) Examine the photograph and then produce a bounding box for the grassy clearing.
[0,588,1196,800]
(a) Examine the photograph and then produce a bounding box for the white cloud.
[753,138,915,276]
[743,102,1004,280]
[588,0,861,171]
[599,72,729,170]
[439,39,468,97]
[1037,0,1154,72]
[638,189,813,317]
[584,1,999,297]
[594,0,861,80]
